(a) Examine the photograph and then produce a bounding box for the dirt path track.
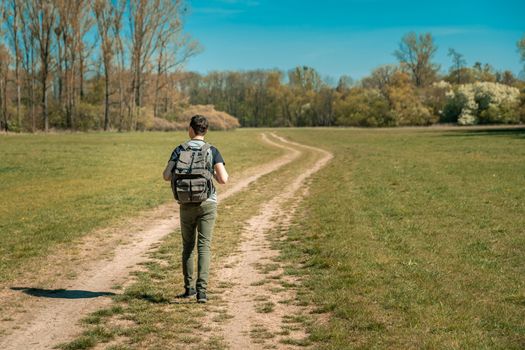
[0,133,300,350]
[202,134,333,349]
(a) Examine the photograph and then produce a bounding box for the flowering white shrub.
[432,80,452,90]
[445,82,520,125]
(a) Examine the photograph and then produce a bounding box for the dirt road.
[199,134,333,349]
[0,133,304,350]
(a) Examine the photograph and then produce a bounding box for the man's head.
[189,115,208,138]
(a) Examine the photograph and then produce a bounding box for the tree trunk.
[0,76,7,132]
[30,42,36,133]
[79,55,85,100]
[42,76,49,132]
[154,41,165,119]
[104,65,110,130]
[16,74,21,128]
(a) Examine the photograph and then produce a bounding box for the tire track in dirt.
[201,133,333,349]
[0,133,299,350]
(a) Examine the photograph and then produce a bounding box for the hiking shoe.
[177,288,196,299]
[196,291,207,303]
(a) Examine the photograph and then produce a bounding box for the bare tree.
[0,0,197,131]
[55,0,91,129]
[336,75,354,93]
[394,32,439,87]
[496,70,516,86]
[128,0,187,128]
[128,0,158,128]
[3,0,22,129]
[17,2,37,132]
[112,0,126,130]
[153,5,200,118]
[93,0,117,130]
[289,66,323,92]
[77,11,95,102]
[448,48,467,84]
[27,0,57,132]
[361,64,400,93]
[0,44,10,132]
[518,33,525,77]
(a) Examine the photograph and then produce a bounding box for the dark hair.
[190,115,209,135]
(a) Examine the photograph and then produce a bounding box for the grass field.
[57,133,322,350]
[2,127,524,349]
[0,130,282,282]
[276,127,525,349]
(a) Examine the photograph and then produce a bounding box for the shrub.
[441,92,465,123]
[48,102,67,129]
[176,105,240,130]
[3,105,24,132]
[150,117,184,131]
[335,88,393,127]
[386,72,436,126]
[519,89,525,123]
[479,102,520,124]
[426,81,454,122]
[444,82,521,125]
[75,102,103,130]
[135,107,155,131]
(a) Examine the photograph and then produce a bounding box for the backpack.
[171,142,214,204]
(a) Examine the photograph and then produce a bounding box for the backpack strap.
[199,143,214,197]
[180,142,191,151]
[200,143,213,171]
[200,142,212,156]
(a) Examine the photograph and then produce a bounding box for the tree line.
[0,1,524,131]
[0,0,198,132]
[181,32,525,127]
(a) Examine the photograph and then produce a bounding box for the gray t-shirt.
[168,140,225,203]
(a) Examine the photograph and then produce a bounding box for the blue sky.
[184,0,525,80]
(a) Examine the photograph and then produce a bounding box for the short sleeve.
[168,145,183,163]
[211,146,225,166]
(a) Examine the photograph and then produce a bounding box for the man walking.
[163,115,228,303]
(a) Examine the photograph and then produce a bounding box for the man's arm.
[163,161,176,181]
[213,163,228,184]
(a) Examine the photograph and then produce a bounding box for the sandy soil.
[0,133,299,350]
[200,134,333,349]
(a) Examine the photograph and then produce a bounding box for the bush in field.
[514,82,525,123]
[48,102,66,129]
[442,91,465,123]
[386,72,436,126]
[3,105,23,132]
[150,117,184,131]
[177,105,240,130]
[424,81,452,122]
[76,102,104,130]
[335,88,393,127]
[444,82,521,125]
[135,107,155,131]
[48,102,103,130]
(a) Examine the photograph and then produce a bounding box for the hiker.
[163,115,228,303]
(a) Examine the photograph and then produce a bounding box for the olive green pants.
[180,201,217,292]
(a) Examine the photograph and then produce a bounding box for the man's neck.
[191,136,205,141]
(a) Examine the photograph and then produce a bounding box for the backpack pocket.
[175,178,208,203]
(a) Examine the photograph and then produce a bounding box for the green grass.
[57,132,321,349]
[250,323,275,343]
[255,301,275,314]
[0,130,282,282]
[6,127,524,348]
[276,127,525,349]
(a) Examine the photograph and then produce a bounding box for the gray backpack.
[171,142,214,204]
